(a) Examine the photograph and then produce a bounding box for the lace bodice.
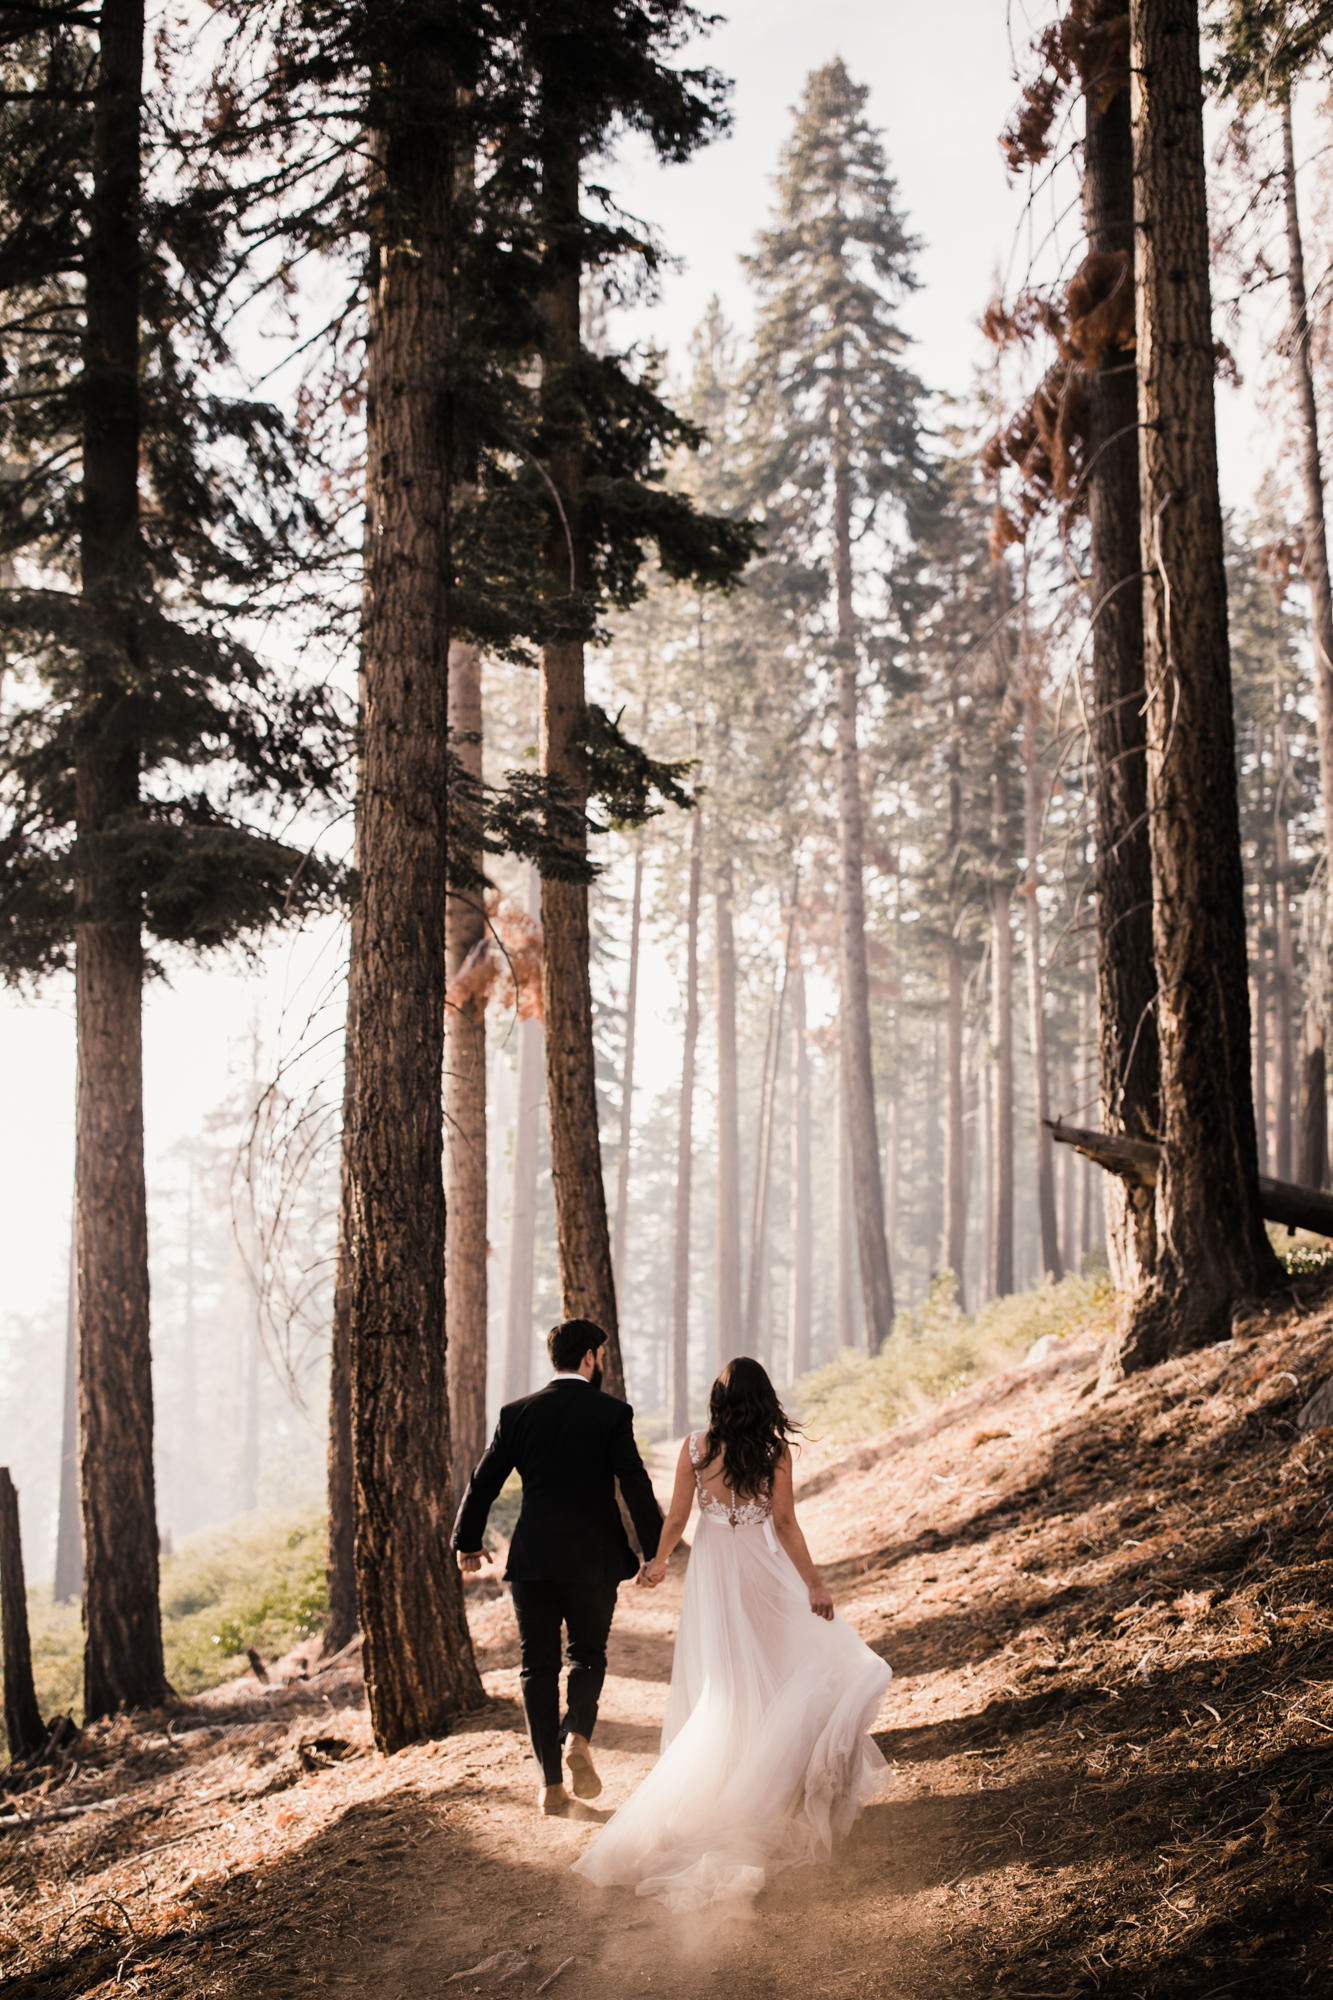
[688,1431,773,1527]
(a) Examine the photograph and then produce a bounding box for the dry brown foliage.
[446,893,543,1023]
[1000,0,1130,174]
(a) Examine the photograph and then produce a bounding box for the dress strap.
[688,1430,706,1467]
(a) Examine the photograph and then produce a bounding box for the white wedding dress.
[572,1433,892,1910]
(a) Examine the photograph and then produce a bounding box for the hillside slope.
[3,1286,1332,1999]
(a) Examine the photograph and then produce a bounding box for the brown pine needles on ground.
[4,1280,1333,1998]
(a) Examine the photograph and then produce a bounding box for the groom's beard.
[589,1364,603,1392]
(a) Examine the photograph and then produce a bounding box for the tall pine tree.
[0,0,343,1717]
[744,59,929,1353]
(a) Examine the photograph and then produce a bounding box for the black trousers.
[509,1574,619,1785]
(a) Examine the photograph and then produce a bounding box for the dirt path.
[285,1551,965,2000]
[12,1304,1333,1998]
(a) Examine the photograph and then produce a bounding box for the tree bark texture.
[504,868,544,1403]
[1,1471,46,1760]
[832,404,893,1347]
[240,1249,260,1515]
[77,0,166,1722]
[537,129,623,1397]
[1299,999,1328,1191]
[445,639,488,1500]
[1023,683,1063,1282]
[714,855,741,1365]
[611,836,644,1290]
[324,936,359,1657]
[944,710,967,1301]
[1113,0,1279,1369]
[669,809,702,1433]
[836,1040,857,1347]
[347,73,484,1751]
[1274,716,1296,1182]
[1281,92,1333,874]
[53,1224,82,1605]
[1253,949,1270,1175]
[990,876,1016,1300]
[1052,1119,1333,1236]
[788,959,813,1382]
[1083,45,1160,1299]
[744,897,796,1359]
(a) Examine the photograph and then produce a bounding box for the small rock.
[1024,1333,1061,1368]
[1298,1377,1333,1432]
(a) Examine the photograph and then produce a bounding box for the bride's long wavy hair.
[702,1357,801,1500]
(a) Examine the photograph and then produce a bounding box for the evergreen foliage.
[0,7,346,985]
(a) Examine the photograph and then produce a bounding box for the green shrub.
[793,1267,1116,1444]
[12,1510,332,1747]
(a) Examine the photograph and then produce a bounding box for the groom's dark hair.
[548,1318,606,1374]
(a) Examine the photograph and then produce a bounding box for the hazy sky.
[0,0,1292,1335]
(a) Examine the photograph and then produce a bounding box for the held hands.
[808,1580,834,1621]
[636,1556,667,1588]
[456,1550,493,1577]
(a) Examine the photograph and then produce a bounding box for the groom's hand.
[456,1550,492,1576]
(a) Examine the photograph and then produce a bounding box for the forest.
[3,0,1333,1993]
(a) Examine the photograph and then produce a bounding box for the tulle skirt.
[572,1511,892,1910]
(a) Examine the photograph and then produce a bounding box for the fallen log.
[1046,1121,1333,1239]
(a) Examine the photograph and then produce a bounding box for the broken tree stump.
[1046,1121,1333,1239]
[0,1469,47,1761]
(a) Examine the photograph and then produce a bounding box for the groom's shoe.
[564,1734,602,1800]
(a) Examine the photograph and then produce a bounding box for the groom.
[452,1318,663,1818]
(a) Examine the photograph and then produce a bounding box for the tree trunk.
[944,703,967,1300]
[788,958,813,1382]
[744,894,797,1356]
[991,874,1016,1300]
[53,1223,81,1605]
[1281,90,1333,878]
[831,394,893,1351]
[504,865,544,1404]
[536,130,623,1397]
[1059,1047,1080,1272]
[714,853,741,1366]
[1083,34,1160,1302]
[836,1040,857,1346]
[669,808,702,1433]
[240,1258,260,1513]
[1274,712,1296,1181]
[1,1471,46,1760]
[78,0,166,1722]
[1253,944,1270,1175]
[1023,682,1063,1282]
[611,835,644,1290]
[1299,999,1328,1191]
[445,639,488,1501]
[1052,1118,1333,1235]
[180,1177,198,1535]
[1112,0,1279,1369]
[1281,91,1333,1197]
[324,941,359,1657]
[347,65,484,1752]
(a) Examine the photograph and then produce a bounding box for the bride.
[572,1357,892,1910]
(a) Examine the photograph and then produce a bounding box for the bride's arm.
[770,1450,835,1620]
[636,1440,695,1587]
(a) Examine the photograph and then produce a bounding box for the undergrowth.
[20,1511,328,1738]
[794,1264,1116,1441]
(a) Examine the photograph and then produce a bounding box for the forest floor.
[5,1283,1333,2000]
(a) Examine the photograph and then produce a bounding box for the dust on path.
[259,1504,969,2000]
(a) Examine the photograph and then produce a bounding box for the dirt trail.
[9,1295,1333,1998]
[279,1545,963,2000]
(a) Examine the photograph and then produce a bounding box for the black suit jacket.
[451,1379,663,1583]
